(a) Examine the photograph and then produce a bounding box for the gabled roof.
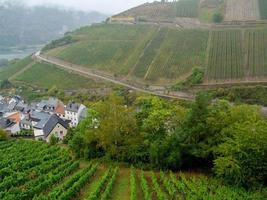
[43,114,68,138]
[54,103,65,115]
[6,112,21,123]
[31,111,51,127]
[66,102,80,112]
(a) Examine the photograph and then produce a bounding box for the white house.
[65,102,86,127]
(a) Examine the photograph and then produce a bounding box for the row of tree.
[66,92,267,188]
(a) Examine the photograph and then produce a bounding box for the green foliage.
[172,67,204,90]
[49,134,59,145]
[0,129,8,141]
[213,13,223,23]
[130,167,137,200]
[0,140,77,200]
[42,35,77,52]
[214,121,267,187]
[100,167,119,200]
[0,79,12,89]
[151,172,167,200]
[140,170,152,200]
[213,86,267,106]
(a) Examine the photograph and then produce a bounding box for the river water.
[0,45,44,60]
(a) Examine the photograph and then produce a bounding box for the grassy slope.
[46,24,208,84]
[146,29,209,82]
[0,57,32,81]
[14,61,103,90]
[48,24,158,76]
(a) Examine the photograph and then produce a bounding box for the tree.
[0,129,8,141]
[135,96,187,168]
[213,13,223,23]
[0,79,12,89]
[49,134,59,145]
[214,121,267,187]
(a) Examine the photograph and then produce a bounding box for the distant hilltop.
[0,2,107,47]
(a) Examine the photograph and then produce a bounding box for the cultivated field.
[245,29,267,78]
[14,62,103,90]
[144,29,209,81]
[49,24,158,76]
[0,140,265,200]
[206,28,267,83]
[46,24,209,84]
[224,0,260,21]
[206,30,244,82]
[176,0,200,18]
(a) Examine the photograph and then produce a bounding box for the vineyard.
[0,140,265,200]
[224,0,260,21]
[145,29,208,82]
[206,28,267,83]
[245,29,267,79]
[50,24,158,76]
[176,0,200,18]
[133,28,168,78]
[206,30,244,82]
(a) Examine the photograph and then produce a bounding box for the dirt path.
[8,61,35,81]
[110,168,131,200]
[34,52,195,101]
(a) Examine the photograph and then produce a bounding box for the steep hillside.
[44,24,209,85]
[0,57,106,90]
[112,0,200,22]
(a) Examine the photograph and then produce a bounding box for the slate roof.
[66,102,80,112]
[43,114,68,137]
[31,111,51,128]
[0,118,14,129]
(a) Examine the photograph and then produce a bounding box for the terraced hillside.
[113,0,200,22]
[206,28,267,83]
[0,140,265,200]
[45,24,209,84]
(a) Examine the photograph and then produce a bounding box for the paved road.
[34,52,195,101]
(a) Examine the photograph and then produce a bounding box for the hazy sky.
[21,0,155,14]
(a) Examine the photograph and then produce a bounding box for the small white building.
[65,102,86,127]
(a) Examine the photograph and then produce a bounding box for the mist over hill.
[0,1,107,47]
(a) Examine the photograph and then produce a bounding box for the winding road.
[34,52,195,101]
